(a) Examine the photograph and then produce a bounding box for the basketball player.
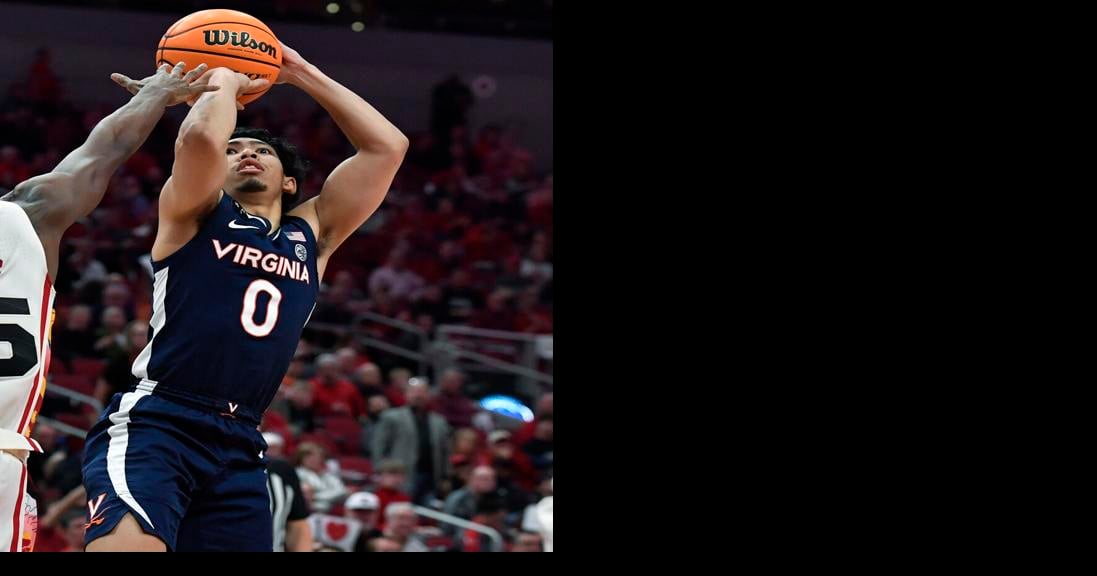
[0,62,219,552]
[83,44,408,552]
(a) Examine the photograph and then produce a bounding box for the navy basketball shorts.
[82,386,272,551]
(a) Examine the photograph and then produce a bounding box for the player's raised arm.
[157,67,268,228]
[2,63,216,237]
[280,44,409,263]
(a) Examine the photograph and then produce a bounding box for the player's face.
[225,138,286,195]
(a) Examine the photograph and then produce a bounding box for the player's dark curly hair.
[231,127,310,211]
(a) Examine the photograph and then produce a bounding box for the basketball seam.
[165,16,187,37]
[160,47,281,70]
[164,20,275,40]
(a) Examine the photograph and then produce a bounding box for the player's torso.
[0,201,54,450]
[134,193,319,418]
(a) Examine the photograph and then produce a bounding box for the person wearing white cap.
[343,491,384,552]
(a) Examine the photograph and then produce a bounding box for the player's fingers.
[172,61,187,77]
[183,63,209,83]
[247,79,270,92]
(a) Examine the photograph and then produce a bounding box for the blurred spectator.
[434,369,476,428]
[457,492,507,552]
[522,416,554,473]
[452,428,484,462]
[294,442,348,513]
[514,393,552,447]
[372,459,411,531]
[344,491,384,553]
[382,503,429,552]
[336,346,369,376]
[371,378,451,503]
[486,430,536,503]
[95,321,147,404]
[352,362,385,398]
[310,353,366,419]
[443,465,497,529]
[368,249,425,302]
[510,530,543,552]
[471,288,517,331]
[520,233,553,283]
[93,306,128,355]
[99,278,134,320]
[359,393,390,454]
[368,537,404,552]
[385,367,411,407]
[515,286,552,334]
[52,305,96,361]
[441,269,482,324]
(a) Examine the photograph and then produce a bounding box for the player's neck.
[231,195,283,230]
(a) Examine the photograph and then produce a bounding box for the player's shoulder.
[285,199,321,243]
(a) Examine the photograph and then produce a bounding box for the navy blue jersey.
[131,192,319,422]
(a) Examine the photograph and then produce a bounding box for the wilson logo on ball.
[203,30,278,58]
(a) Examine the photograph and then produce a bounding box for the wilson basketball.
[156,9,281,104]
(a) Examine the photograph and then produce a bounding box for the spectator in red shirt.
[472,288,517,331]
[434,368,476,428]
[385,367,411,407]
[374,459,412,531]
[458,492,507,552]
[310,353,367,419]
[513,393,552,447]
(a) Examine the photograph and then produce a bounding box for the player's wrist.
[134,83,176,107]
[207,67,241,87]
[285,62,321,88]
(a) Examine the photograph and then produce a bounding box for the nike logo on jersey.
[229,221,262,231]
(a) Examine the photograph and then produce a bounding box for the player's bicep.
[48,138,132,215]
[6,173,79,233]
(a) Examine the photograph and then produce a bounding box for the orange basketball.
[156,9,281,105]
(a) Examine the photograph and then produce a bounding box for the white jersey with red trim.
[0,200,54,452]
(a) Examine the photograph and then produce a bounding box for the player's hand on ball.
[178,67,268,110]
[275,43,309,86]
[111,62,220,107]
[235,73,271,96]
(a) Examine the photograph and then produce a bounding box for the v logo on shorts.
[85,493,108,529]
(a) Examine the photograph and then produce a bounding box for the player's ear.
[282,176,297,196]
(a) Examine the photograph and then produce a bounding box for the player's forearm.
[292,65,408,155]
[177,70,240,150]
[92,86,174,159]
